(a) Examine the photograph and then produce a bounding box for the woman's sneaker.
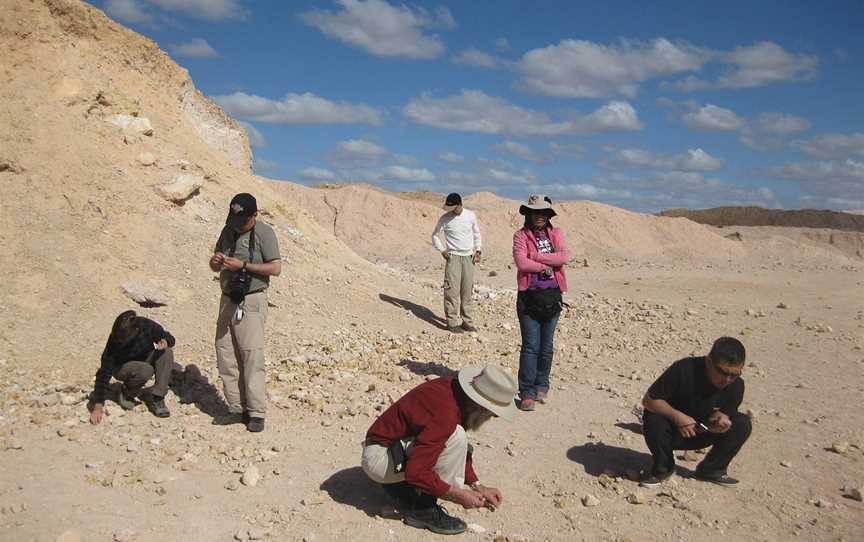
[639,470,673,488]
[403,504,467,535]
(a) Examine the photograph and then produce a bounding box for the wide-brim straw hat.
[519,193,557,217]
[457,365,518,420]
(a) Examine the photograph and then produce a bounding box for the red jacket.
[512,226,570,293]
[365,377,478,497]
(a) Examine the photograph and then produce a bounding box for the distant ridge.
[658,206,864,232]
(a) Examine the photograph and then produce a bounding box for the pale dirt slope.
[0,2,862,542]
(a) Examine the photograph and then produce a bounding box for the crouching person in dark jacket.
[90,310,176,424]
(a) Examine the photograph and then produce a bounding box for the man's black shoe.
[116,386,138,410]
[695,472,739,486]
[403,504,467,535]
[639,470,673,488]
[148,396,171,418]
[212,412,245,426]
[247,417,265,433]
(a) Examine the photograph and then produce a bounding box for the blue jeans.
[517,292,560,400]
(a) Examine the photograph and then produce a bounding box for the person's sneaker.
[212,412,245,426]
[403,504,467,535]
[148,396,171,418]
[639,470,673,488]
[518,397,536,411]
[116,387,138,410]
[447,326,464,334]
[461,322,478,332]
[247,417,265,433]
[695,472,739,486]
[536,390,549,404]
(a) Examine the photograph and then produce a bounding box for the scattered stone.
[7,439,23,450]
[57,531,82,542]
[225,480,239,491]
[467,523,487,534]
[682,450,701,462]
[780,460,792,468]
[126,440,140,453]
[234,530,249,541]
[810,497,832,508]
[582,494,600,507]
[121,281,169,307]
[154,173,202,204]
[241,466,260,487]
[777,302,789,309]
[137,152,156,166]
[106,114,153,135]
[247,528,266,540]
[113,528,137,542]
[626,491,645,504]
[831,442,850,455]
[847,487,862,502]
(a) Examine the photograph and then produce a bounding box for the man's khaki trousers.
[443,255,475,328]
[215,290,268,418]
[361,425,468,489]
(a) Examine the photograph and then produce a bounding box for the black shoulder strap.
[230,226,256,261]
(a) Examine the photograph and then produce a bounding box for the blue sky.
[96,0,864,212]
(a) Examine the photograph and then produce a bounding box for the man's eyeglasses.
[712,360,742,379]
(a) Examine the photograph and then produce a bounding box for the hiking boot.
[639,470,673,488]
[695,471,739,486]
[447,326,464,334]
[212,412,245,426]
[461,322,478,333]
[148,396,171,418]
[403,504,467,535]
[116,386,138,410]
[247,417,265,433]
[537,390,549,404]
[518,397,536,411]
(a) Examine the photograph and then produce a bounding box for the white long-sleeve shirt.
[431,209,482,256]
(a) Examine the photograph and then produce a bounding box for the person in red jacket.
[512,194,570,411]
[361,365,517,535]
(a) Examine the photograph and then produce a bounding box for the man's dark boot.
[247,417,265,433]
[148,395,170,418]
[116,386,138,410]
[403,503,467,535]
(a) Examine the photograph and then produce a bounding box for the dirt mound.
[659,206,864,232]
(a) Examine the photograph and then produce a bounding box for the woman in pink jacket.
[512,194,570,411]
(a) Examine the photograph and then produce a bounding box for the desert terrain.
[0,2,862,541]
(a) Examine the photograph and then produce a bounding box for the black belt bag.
[521,287,562,320]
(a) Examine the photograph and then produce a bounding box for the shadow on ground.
[615,422,643,435]
[167,363,229,419]
[379,293,447,330]
[567,442,652,477]
[399,359,457,378]
[320,467,394,517]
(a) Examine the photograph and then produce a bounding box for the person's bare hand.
[90,404,105,425]
[475,485,502,509]
[708,411,732,433]
[473,251,481,265]
[674,412,698,438]
[446,488,485,509]
[211,252,226,266]
[154,339,168,351]
[222,256,244,272]
[441,251,450,261]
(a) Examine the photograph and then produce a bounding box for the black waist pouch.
[522,287,562,320]
[388,440,407,474]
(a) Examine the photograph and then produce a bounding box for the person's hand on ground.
[475,484,502,509]
[90,403,105,425]
[222,256,244,272]
[445,487,485,509]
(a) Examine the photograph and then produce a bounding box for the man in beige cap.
[361,365,516,535]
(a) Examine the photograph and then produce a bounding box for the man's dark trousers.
[642,410,751,476]
[113,348,174,398]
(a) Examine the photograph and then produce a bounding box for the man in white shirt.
[431,193,482,333]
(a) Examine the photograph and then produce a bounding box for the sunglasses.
[712,360,742,379]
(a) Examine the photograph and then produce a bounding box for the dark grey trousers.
[113,347,174,398]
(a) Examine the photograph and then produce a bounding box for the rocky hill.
[658,206,864,232]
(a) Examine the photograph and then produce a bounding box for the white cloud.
[794,133,864,159]
[494,141,542,162]
[484,168,536,184]
[610,148,723,171]
[494,37,511,51]
[298,167,336,181]
[253,157,279,173]
[383,165,435,181]
[755,113,810,135]
[146,0,245,20]
[171,38,219,58]
[213,92,383,125]
[682,104,745,131]
[549,142,586,159]
[672,42,818,91]
[104,0,153,24]
[403,90,641,136]
[299,0,454,59]
[237,121,266,148]
[517,38,708,98]
[335,139,389,162]
[766,159,864,183]
[453,48,506,68]
[437,152,465,164]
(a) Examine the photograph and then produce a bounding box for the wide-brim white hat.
[519,193,557,217]
[458,365,518,421]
